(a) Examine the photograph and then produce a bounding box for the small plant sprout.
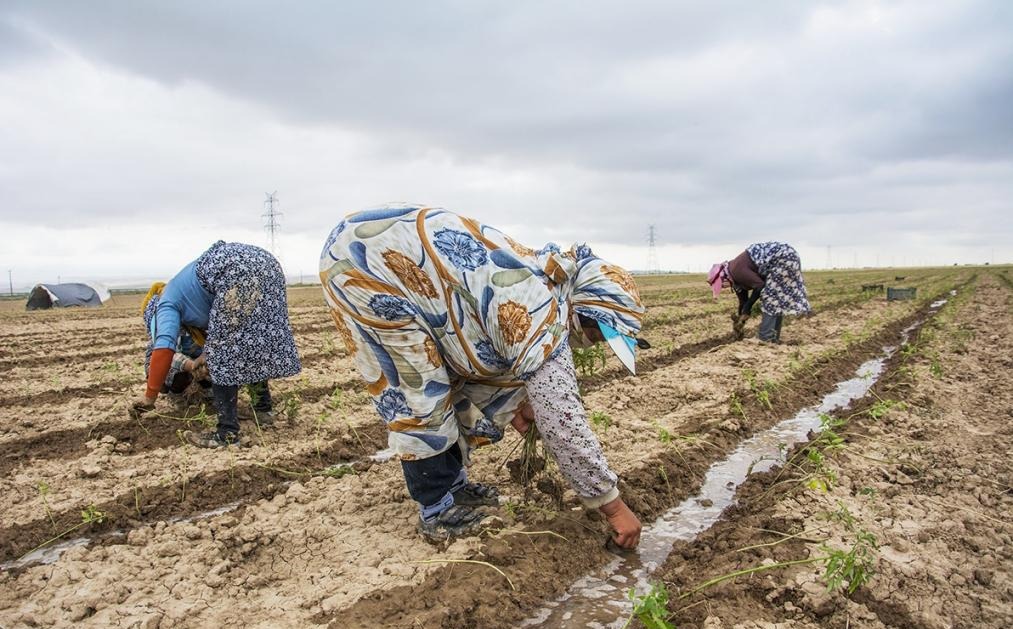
[314,411,331,459]
[589,410,612,431]
[826,501,857,529]
[677,526,880,602]
[281,394,301,421]
[623,582,675,629]
[867,399,904,420]
[657,426,673,444]
[19,504,107,561]
[503,500,519,519]
[37,481,56,529]
[322,463,356,478]
[328,387,344,410]
[729,392,747,421]
[822,529,879,593]
[929,354,944,378]
[743,369,775,410]
[572,344,608,377]
[657,465,673,496]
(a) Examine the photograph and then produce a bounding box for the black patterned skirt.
[195,241,302,386]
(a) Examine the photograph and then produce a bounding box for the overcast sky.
[1,0,1011,289]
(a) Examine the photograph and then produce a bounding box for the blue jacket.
[151,261,213,351]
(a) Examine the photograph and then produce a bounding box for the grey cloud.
[1,0,1011,258]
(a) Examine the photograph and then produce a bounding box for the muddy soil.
[0,270,986,628]
[654,273,1012,629]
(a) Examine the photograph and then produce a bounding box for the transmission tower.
[262,191,282,254]
[646,225,660,274]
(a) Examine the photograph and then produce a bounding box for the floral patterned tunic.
[319,205,644,465]
[746,242,812,316]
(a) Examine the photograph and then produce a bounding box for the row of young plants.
[622,278,975,628]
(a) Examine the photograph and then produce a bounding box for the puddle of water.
[1,500,245,572]
[527,298,951,627]
[166,500,243,525]
[0,537,92,571]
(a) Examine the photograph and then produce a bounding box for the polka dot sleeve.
[525,345,619,508]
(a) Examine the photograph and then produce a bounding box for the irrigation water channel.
[525,293,954,628]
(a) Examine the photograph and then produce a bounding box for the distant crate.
[861,284,884,292]
[887,287,917,301]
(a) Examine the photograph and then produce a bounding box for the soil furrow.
[0,423,389,565]
[319,286,960,629]
[652,277,1006,628]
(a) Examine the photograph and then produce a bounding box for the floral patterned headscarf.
[564,244,644,338]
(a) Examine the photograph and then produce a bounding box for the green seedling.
[37,481,56,529]
[677,527,879,602]
[729,392,747,421]
[822,529,878,593]
[175,428,191,502]
[18,504,106,561]
[572,344,608,377]
[657,465,674,496]
[590,410,612,431]
[322,464,356,479]
[743,369,775,410]
[825,501,857,530]
[503,500,520,519]
[281,395,301,421]
[623,582,675,629]
[314,411,331,459]
[867,399,903,420]
[328,387,345,410]
[657,426,672,444]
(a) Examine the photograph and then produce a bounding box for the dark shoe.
[452,481,500,507]
[252,410,275,428]
[186,430,242,449]
[418,504,487,543]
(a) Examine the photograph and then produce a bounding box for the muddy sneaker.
[451,481,500,507]
[186,430,242,449]
[418,504,487,543]
[252,411,275,428]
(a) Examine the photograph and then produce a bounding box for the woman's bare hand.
[599,497,641,549]
[128,394,157,419]
[510,401,535,434]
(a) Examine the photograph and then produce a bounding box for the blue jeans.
[758,313,783,342]
[401,443,466,520]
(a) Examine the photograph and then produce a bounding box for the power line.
[646,225,660,274]
[262,191,283,255]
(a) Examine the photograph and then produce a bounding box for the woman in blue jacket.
[131,241,302,447]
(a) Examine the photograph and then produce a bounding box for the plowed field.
[1,267,1007,629]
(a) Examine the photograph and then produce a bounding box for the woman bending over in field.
[320,204,648,547]
[708,242,812,343]
[139,282,213,399]
[130,241,302,448]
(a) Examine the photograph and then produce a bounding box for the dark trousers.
[758,313,783,343]
[211,381,272,437]
[401,443,464,508]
